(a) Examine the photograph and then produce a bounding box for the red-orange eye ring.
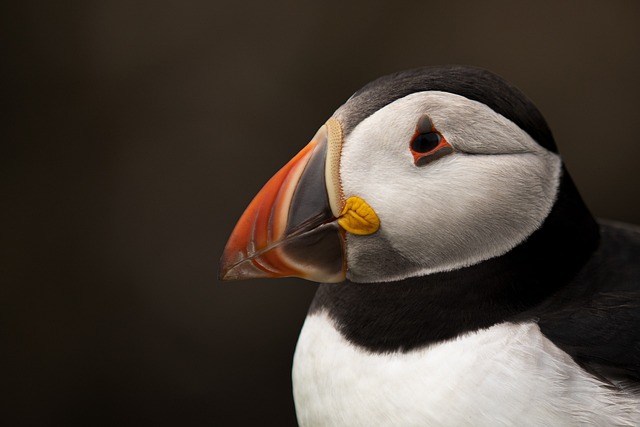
[410,114,454,166]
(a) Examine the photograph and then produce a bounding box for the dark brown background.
[3,1,639,426]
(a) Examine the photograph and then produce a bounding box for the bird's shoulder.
[534,220,640,389]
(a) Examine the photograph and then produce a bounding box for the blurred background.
[3,1,639,426]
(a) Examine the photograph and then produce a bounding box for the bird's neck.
[309,168,600,352]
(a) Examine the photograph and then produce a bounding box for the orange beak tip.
[218,253,268,282]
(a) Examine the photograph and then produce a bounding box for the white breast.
[292,311,640,427]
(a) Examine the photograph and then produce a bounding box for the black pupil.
[412,132,441,153]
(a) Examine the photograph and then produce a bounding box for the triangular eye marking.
[410,113,454,166]
[417,114,434,134]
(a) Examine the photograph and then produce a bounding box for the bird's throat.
[309,168,600,352]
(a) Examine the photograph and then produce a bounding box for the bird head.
[219,66,567,284]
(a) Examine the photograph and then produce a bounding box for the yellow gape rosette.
[338,196,380,235]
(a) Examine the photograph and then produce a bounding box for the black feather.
[335,65,557,152]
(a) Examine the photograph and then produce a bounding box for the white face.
[337,91,562,283]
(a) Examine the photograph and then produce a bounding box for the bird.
[219,65,640,426]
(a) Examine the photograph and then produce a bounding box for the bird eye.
[410,114,454,166]
[411,132,441,153]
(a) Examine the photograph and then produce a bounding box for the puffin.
[219,65,640,426]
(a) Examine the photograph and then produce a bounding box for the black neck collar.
[309,169,600,352]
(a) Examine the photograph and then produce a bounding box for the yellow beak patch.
[337,196,380,235]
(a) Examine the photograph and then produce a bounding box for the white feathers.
[290,88,640,427]
[339,91,562,283]
[292,312,640,427]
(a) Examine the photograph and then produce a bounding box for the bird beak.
[219,119,349,283]
[219,118,381,283]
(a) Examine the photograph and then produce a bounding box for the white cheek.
[382,153,561,270]
[339,91,562,281]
